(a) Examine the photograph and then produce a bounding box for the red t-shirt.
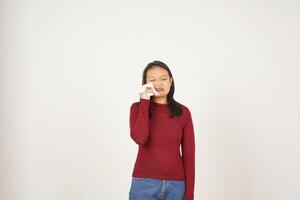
[129,98,195,200]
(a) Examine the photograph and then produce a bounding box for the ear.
[170,77,173,84]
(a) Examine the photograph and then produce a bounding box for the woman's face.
[146,66,173,97]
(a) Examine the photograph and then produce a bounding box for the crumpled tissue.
[137,82,161,97]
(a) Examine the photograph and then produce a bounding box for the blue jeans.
[129,177,185,200]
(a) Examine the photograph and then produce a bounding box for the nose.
[154,84,162,88]
[154,81,163,86]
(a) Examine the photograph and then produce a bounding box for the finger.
[145,89,153,93]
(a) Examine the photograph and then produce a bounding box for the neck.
[152,96,168,104]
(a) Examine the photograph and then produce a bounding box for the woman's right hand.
[139,86,154,100]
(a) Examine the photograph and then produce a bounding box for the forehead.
[146,67,169,78]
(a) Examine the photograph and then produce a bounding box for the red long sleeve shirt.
[129,98,195,200]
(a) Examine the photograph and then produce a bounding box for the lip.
[155,88,163,91]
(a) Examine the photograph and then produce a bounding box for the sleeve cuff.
[140,98,150,106]
[183,193,194,200]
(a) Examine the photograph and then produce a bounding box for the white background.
[1,0,300,200]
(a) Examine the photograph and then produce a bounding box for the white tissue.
[137,82,161,97]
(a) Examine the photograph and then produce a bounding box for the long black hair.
[142,60,183,118]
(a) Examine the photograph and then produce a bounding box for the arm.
[182,108,195,200]
[129,98,151,145]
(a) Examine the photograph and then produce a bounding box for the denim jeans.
[129,177,185,200]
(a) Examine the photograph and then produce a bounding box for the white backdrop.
[1,1,300,200]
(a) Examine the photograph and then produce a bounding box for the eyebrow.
[147,75,168,78]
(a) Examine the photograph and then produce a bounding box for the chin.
[154,94,165,98]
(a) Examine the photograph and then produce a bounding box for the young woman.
[129,60,195,200]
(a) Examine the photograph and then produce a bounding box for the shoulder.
[177,101,192,126]
[130,101,139,108]
[130,98,150,111]
[178,102,192,116]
